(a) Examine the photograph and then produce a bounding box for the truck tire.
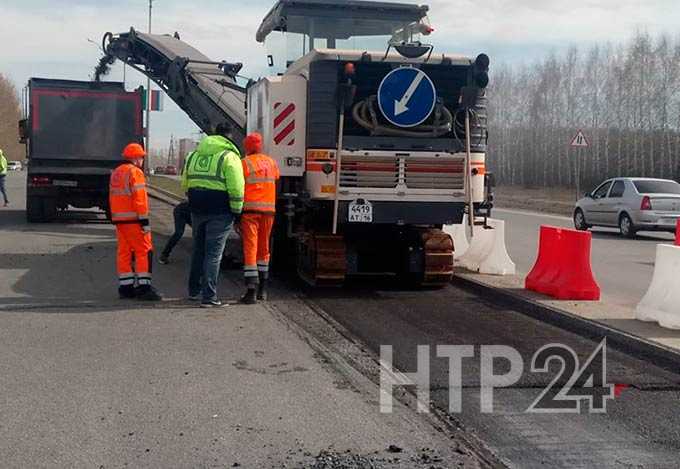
[26,196,57,223]
[26,196,45,223]
[43,198,57,221]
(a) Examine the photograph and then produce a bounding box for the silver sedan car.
[574,177,680,237]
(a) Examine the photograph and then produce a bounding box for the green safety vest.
[181,135,245,213]
[0,151,7,176]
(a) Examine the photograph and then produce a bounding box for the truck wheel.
[271,215,296,273]
[26,196,46,223]
[43,198,57,221]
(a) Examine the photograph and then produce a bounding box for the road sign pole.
[570,130,590,200]
[575,147,580,201]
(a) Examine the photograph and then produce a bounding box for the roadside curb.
[454,274,680,375]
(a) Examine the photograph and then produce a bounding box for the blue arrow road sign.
[378,67,437,128]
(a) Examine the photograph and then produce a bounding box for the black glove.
[232,213,242,224]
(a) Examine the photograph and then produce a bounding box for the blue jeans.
[188,213,233,302]
[161,204,191,258]
[0,175,7,204]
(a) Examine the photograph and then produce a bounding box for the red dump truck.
[19,78,144,222]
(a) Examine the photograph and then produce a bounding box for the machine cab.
[256,0,434,73]
[248,0,489,212]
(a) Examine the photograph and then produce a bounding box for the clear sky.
[2,0,678,151]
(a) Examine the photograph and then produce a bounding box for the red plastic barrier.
[525,226,562,295]
[525,226,600,301]
[676,219,680,246]
[552,230,600,300]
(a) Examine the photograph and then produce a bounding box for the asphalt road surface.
[0,172,484,469]
[494,208,676,310]
[3,171,680,468]
[303,280,680,468]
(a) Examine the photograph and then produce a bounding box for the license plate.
[348,199,373,223]
[53,179,77,187]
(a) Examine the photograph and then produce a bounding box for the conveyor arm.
[101,28,247,145]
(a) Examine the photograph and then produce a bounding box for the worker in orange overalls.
[109,143,162,301]
[238,132,280,304]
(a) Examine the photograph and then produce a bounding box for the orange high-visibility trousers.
[116,223,153,287]
[241,213,275,285]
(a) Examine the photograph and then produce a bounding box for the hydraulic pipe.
[465,108,474,238]
[332,96,346,235]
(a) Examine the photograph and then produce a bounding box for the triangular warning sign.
[570,130,589,147]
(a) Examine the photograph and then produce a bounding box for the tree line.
[0,73,24,161]
[486,32,680,190]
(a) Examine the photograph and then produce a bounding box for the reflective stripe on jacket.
[181,135,245,214]
[242,153,280,213]
[0,151,7,176]
[109,163,149,223]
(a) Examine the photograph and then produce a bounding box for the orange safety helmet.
[122,143,146,160]
[243,132,263,155]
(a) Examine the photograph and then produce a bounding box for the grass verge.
[494,185,576,216]
[148,175,183,198]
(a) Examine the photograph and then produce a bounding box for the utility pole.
[168,135,175,165]
[145,0,153,173]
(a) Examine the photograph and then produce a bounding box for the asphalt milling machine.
[98,0,493,287]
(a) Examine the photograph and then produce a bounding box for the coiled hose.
[352,95,453,137]
[452,107,483,147]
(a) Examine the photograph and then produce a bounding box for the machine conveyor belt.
[102,29,247,145]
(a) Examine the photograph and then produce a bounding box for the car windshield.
[633,180,680,194]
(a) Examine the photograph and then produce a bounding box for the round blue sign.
[377,67,437,128]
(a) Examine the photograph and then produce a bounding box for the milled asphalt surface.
[494,208,676,311]
[0,172,483,469]
[303,280,680,468]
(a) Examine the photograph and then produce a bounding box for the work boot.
[135,285,163,301]
[158,254,169,265]
[200,299,224,308]
[239,288,257,305]
[118,285,136,299]
[257,282,268,302]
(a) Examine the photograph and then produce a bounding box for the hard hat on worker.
[244,133,263,156]
[122,143,146,160]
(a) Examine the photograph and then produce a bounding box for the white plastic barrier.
[636,244,680,330]
[457,219,516,276]
[443,215,470,260]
